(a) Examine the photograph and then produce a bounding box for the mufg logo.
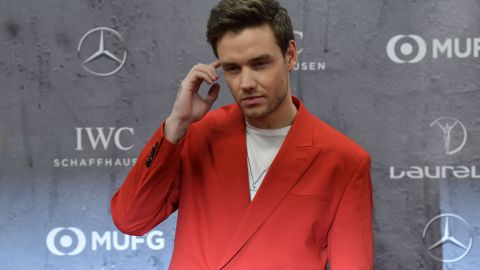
[387,35,480,63]
[46,227,165,256]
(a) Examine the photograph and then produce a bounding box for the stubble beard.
[241,90,288,124]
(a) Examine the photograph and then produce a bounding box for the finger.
[186,70,215,85]
[208,60,221,78]
[210,60,221,69]
[192,64,218,82]
[205,83,220,106]
[201,62,219,80]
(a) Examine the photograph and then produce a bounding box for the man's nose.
[239,69,256,92]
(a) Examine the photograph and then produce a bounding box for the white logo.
[430,117,467,155]
[75,127,134,151]
[52,127,136,168]
[46,227,165,256]
[294,30,304,55]
[386,35,427,63]
[292,30,326,71]
[388,117,473,180]
[423,214,473,263]
[387,35,480,63]
[46,227,87,256]
[77,27,127,76]
[389,165,480,179]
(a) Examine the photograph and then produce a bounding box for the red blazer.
[111,97,373,269]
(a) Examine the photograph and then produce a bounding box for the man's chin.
[240,107,266,120]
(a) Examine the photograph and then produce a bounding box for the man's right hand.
[164,60,221,143]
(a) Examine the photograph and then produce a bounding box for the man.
[111,0,373,269]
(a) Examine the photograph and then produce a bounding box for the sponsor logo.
[389,118,477,180]
[294,30,304,55]
[46,227,86,256]
[293,30,326,71]
[387,35,427,63]
[387,35,480,63]
[423,214,473,263]
[46,227,165,256]
[77,27,127,76]
[389,165,479,180]
[75,127,134,151]
[430,117,467,155]
[53,127,137,168]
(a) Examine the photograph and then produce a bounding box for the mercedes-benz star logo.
[430,117,467,155]
[77,27,127,76]
[423,214,473,263]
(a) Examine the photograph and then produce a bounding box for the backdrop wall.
[1,0,479,269]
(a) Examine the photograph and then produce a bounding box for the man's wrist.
[164,116,189,144]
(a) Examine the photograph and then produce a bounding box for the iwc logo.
[423,214,473,263]
[52,127,137,168]
[77,27,127,76]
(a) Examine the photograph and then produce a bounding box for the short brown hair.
[206,0,294,58]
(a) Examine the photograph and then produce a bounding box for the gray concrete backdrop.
[1,0,479,269]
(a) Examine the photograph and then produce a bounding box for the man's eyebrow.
[248,54,273,63]
[220,54,274,67]
[220,61,237,67]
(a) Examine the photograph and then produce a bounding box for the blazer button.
[145,142,159,168]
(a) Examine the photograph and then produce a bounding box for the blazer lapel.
[209,106,251,227]
[217,99,323,269]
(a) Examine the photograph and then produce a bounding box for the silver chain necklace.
[247,153,271,191]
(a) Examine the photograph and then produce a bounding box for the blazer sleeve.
[327,155,373,270]
[110,123,184,236]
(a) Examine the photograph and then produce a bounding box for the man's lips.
[241,95,264,106]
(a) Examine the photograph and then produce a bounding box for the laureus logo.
[77,27,127,76]
[386,35,427,63]
[389,117,478,180]
[430,117,467,155]
[423,214,473,263]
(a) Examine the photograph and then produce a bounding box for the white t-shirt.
[246,121,291,200]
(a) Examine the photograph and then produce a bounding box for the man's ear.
[286,40,297,71]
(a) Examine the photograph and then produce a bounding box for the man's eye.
[225,66,240,73]
[253,62,266,69]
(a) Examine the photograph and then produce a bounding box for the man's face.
[217,24,297,128]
